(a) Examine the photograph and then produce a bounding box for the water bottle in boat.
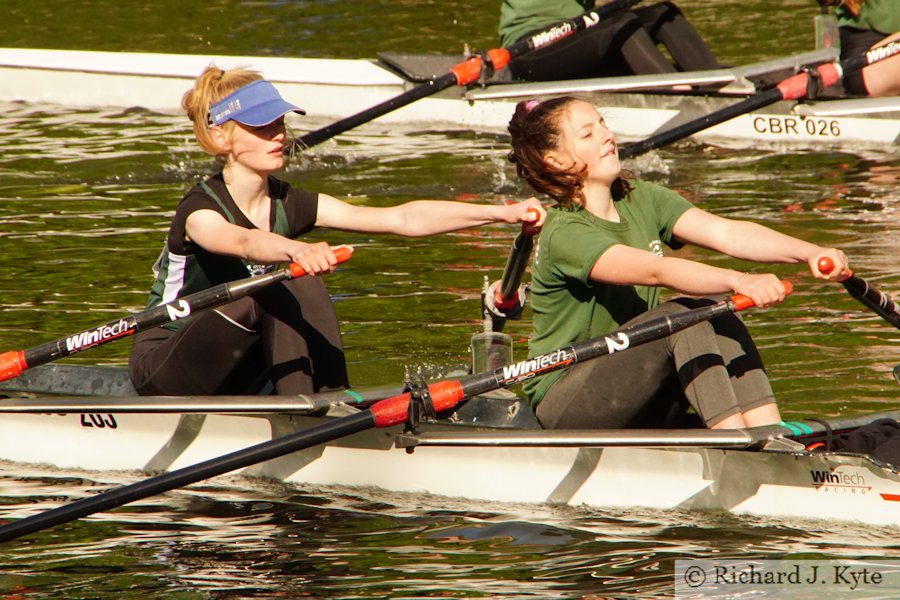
[814,3,840,50]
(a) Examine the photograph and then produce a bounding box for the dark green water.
[0,1,898,597]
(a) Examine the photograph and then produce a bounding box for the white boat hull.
[1,48,898,148]
[1,409,898,526]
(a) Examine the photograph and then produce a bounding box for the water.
[0,1,898,597]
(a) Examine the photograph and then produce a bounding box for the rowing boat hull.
[0,404,897,526]
[1,48,898,148]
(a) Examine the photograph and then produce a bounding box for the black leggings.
[839,27,887,96]
[534,298,776,429]
[128,276,349,396]
[509,2,720,81]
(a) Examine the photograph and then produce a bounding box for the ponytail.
[182,66,262,157]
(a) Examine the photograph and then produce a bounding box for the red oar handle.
[817,256,850,281]
[729,280,793,312]
[0,351,25,382]
[288,245,353,278]
[520,207,543,236]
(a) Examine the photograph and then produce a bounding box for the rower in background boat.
[128,67,545,399]
[506,96,850,431]
[498,0,721,81]
[827,0,900,97]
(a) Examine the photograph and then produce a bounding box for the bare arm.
[590,208,849,307]
[314,193,545,236]
[590,245,790,307]
[673,208,849,278]
[674,208,813,261]
[185,209,340,275]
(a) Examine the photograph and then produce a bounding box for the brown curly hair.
[507,96,632,208]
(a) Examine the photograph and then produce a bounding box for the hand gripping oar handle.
[0,246,354,383]
[619,40,900,160]
[818,257,900,329]
[294,0,643,150]
[493,207,543,315]
[0,280,787,543]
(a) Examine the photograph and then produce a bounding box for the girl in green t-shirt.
[831,0,900,96]
[507,96,850,431]
[499,1,720,82]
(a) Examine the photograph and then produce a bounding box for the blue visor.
[209,80,305,127]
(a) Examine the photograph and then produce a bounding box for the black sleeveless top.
[145,172,318,326]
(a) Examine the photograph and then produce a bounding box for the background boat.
[0,0,898,597]
[2,46,898,150]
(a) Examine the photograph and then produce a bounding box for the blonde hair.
[182,66,263,157]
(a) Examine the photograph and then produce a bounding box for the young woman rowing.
[507,96,849,430]
[499,1,720,82]
[128,67,545,397]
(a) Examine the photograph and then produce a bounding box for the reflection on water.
[3,466,899,597]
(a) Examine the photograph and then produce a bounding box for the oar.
[0,281,786,542]
[818,257,899,329]
[487,207,542,331]
[619,40,900,159]
[293,0,643,150]
[0,246,354,383]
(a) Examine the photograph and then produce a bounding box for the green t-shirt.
[837,0,900,35]
[499,0,594,48]
[524,180,693,405]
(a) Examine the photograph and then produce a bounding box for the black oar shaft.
[619,87,783,159]
[841,275,900,329]
[620,40,900,159]
[298,72,460,148]
[294,0,643,151]
[496,232,534,307]
[0,246,353,383]
[468,295,742,399]
[0,410,375,543]
[368,289,777,427]
[818,257,899,330]
[490,210,542,330]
